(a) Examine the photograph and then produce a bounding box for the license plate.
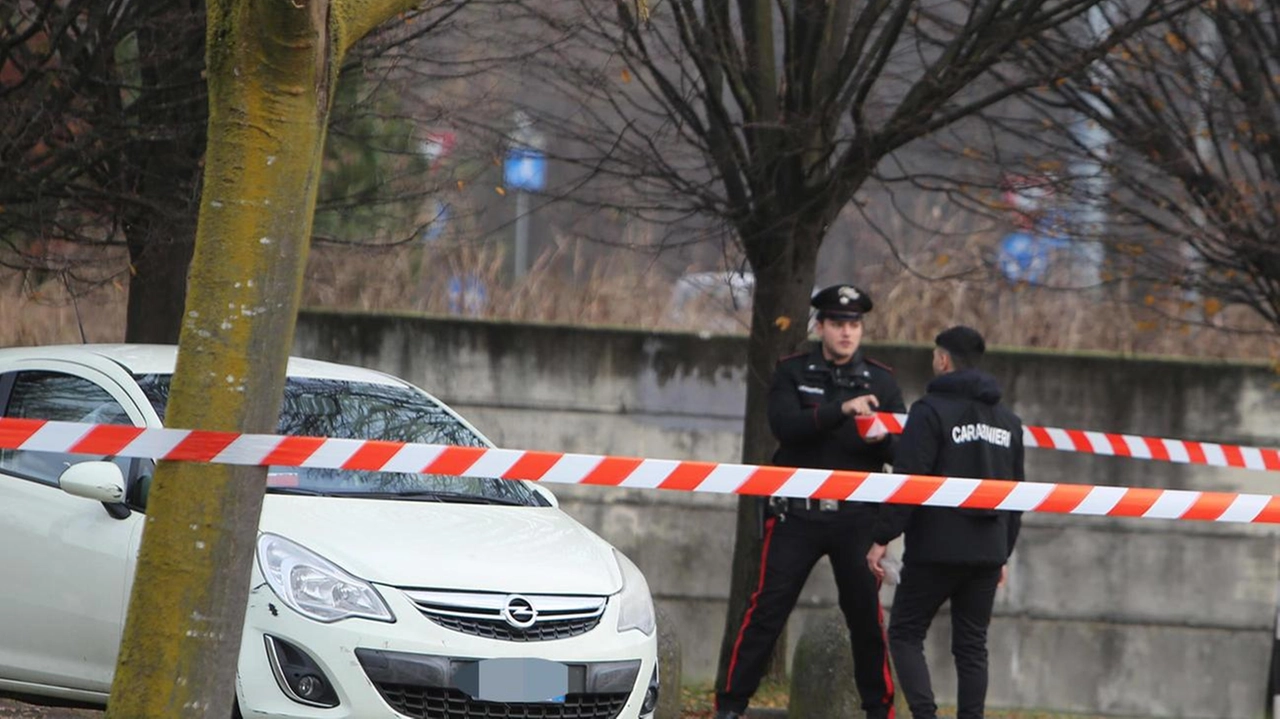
[455,658,569,703]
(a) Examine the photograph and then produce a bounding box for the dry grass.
[0,238,1275,366]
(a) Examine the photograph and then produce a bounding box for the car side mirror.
[59,461,130,519]
[530,483,559,508]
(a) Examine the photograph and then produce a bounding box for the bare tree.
[0,0,206,343]
[491,0,1200,688]
[1013,1,1280,330]
[0,0,482,342]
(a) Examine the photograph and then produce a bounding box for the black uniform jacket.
[767,346,906,473]
[871,369,1025,565]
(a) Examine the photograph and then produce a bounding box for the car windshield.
[134,374,541,506]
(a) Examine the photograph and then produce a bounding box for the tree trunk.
[122,1,207,345]
[105,1,417,717]
[715,222,823,692]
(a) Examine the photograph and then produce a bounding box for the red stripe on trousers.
[723,517,777,694]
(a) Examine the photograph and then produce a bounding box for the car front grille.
[374,684,629,719]
[403,590,607,642]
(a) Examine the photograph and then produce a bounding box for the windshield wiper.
[265,486,332,496]
[325,490,528,506]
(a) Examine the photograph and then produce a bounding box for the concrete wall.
[294,310,1280,718]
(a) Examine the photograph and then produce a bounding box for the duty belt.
[784,498,842,512]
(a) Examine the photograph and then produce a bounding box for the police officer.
[716,283,905,719]
[866,326,1025,719]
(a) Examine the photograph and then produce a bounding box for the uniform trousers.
[718,510,895,718]
[887,562,1001,719]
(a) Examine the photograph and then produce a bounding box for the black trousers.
[718,512,894,718]
[887,562,1001,719]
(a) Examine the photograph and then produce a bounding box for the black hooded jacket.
[871,369,1025,565]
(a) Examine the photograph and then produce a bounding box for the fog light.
[640,666,659,716]
[264,635,340,708]
[295,674,325,701]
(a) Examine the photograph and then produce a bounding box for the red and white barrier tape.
[856,413,1280,472]
[3,417,1280,524]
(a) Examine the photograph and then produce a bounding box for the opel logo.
[501,595,538,629]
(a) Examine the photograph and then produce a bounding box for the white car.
[0,344,659,719]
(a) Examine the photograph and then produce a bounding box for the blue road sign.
[999,231,1067,284]
[504,148,546,192]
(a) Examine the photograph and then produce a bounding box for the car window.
[0,371,134,487]
[134,374,542,506]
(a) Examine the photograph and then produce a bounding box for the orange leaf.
[1203,298,1222,317]
[620,68,632,83]
[774,316,792,331]
[495,186,506,196]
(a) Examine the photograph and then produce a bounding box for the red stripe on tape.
[1106,433,1131,457]
[1108,487,1162,517]
[738,467,797,497]
[502,452,563,481]
[1265,449,1280,471]
[1065,429,1092,453]
[1034,484,1091,514]
[1222,444,1245,468]
[1251,495,1280,524]
[342,440,405,471]
[959,480,1017,510]
[1178,493,1233,522]
[0,418,46,449]
[262,436,327,466]
[887,475,945,506]
[424,446,486,476]
[582,457,644,486]
[164,430,238,462]
[1028,425,1054,448]
[70,425,144,455]
[810,471,868,500]
[1183,441,1207,466]
[1143,436,1170,462]
[657,462,716,492]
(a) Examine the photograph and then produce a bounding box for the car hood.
[259,496,622,595]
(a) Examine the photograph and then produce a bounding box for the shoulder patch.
[866,357,895,373]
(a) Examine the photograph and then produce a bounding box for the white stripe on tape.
[618,459,683,489]
[1142,490,1200,519]
[1072,486,1128,515]
[1217,494,1270,523]
[698,464,756,494]
[538,454,606,484]
[923,478,981,506]
[464,448,525,479]
[775,468,835,500]
[380,444,447,473]
[998,482,1055,512]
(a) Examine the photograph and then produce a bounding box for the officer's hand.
[866,543,888,581]
[999,565,1008,588]
[843,394,879,417]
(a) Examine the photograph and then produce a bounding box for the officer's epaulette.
[866,357,894,373]
[776,351,806,365]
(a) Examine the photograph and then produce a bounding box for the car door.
[0,367,148,695]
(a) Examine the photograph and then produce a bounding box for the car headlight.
[614,549,656,636]
[257,533,395,623]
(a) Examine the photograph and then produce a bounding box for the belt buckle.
[818,499,839,512]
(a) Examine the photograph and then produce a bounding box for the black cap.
[811,283,873,320]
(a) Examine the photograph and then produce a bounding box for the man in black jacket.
[716,283,905,719]
[866,326,1024,719]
